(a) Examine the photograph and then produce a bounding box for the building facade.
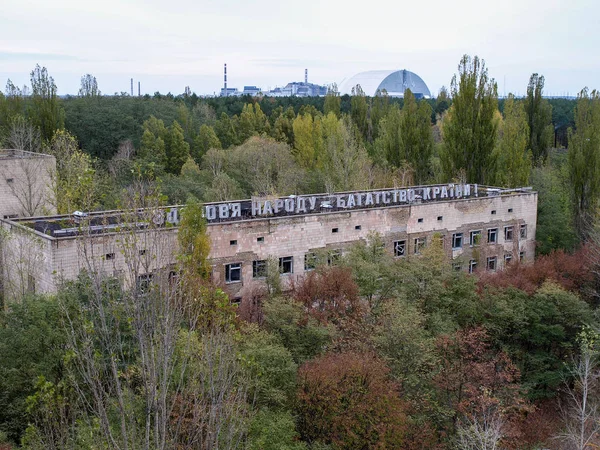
[0,184,537,302]
[0,149,56,220]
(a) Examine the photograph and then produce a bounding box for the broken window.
[105,253,115,261]
[304,253,318,271]
[136,273,153,293]
[279,256,293,274]
[519,251,525,262]
[487,256,497,271]
[520,224,527,239]
[452,233,463,249]
[487,228,498,244]
[414,237,426,255]
[225,263,242,283]
[504,253,512,265]
[328,249,342,265]
[393,240,406,257]
[470,230,481,247]
[504,226,514,241]
[453,262,462,271]
[252,260,267,278]
[469,259,478,274]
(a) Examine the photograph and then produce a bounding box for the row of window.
[225,251,343,283]
[458,252,525,273]
[451,225,526,250]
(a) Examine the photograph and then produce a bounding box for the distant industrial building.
[219,65,327,97]
[339,69,431,98]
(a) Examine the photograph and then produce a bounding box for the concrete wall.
[0,150,56,219]
[0,191,537,302]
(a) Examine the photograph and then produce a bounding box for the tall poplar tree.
[495,94,531,187]
[568,88,600,239]
[399,89,434,184]
[525,73,553,164]
[29,64,64,142]
[167,121,191,175]
[441,55,499,184]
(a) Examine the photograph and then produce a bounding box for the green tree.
[29,64,64,142]
[214,112,238,148]
[166,120,191,174]
[441,55,499,184]
[568,88,600,238]
[292,112,323,169]
[374,104,402,166]
[399,89,434,183]
[350,85,370,142]
[178,198,211,279]
[0,296,68,444]
[323,83,341,118]
[525,73,553,164]
[192,124,221,162]
[47,130,98,213]
[495,94,532,187]
[77,74,100,97]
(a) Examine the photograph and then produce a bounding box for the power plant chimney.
[305,68,308,84]
[224,63,227,96]
[138,81,140,96]
[130,78,133,96]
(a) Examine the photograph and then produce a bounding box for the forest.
[1,55,600,449]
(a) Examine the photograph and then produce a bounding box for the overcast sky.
[1,0,598,97]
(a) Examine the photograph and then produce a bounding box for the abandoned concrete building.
[0,183,537,302]
[0,149,56,220]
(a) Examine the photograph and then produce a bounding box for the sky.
[0,0,598,97]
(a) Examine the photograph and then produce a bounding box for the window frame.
[469,230,482,247]
[225,262,242,283]
[504,226,514,241]
[279,256,294,274]
[414,237,426,255]
[520,224,527,239]
[486,256,497,271]
[469,259,478,274]
[304,252,318,271]
[252,260,267,279]
[452,233,463,250]
[393,240,406,257]
[487,228,498,244]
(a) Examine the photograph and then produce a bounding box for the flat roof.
[0,149,54,159]
[0,184,535,240]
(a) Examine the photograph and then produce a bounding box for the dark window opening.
[488,228,498,244]
[105,253,115,260]
[225,263,242,283]
[414,237,426,254]
[328,249,342,265]
[305,253,318,271]
[230,239,237,246]
[504,226,514,241]
[418,218,424,223]
[470,230,481,247]
[437,216,443,221]
[139,249,146,256]
[279,256,293,274]
[332,228,339,233]
[394,240,406,257]
[487,256,497,271]
[469,259,478,274]
[504,254,512,265]
[252,260,267,278]
[257,236,264,243]
[491,210,496,215]
[508,208,513,213]
[452,233,463,249]
[520,224,527,239]
[355,225,361,230]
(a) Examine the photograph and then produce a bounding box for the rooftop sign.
[202,183,479,224]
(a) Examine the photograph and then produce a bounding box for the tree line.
[2,55,600,449]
